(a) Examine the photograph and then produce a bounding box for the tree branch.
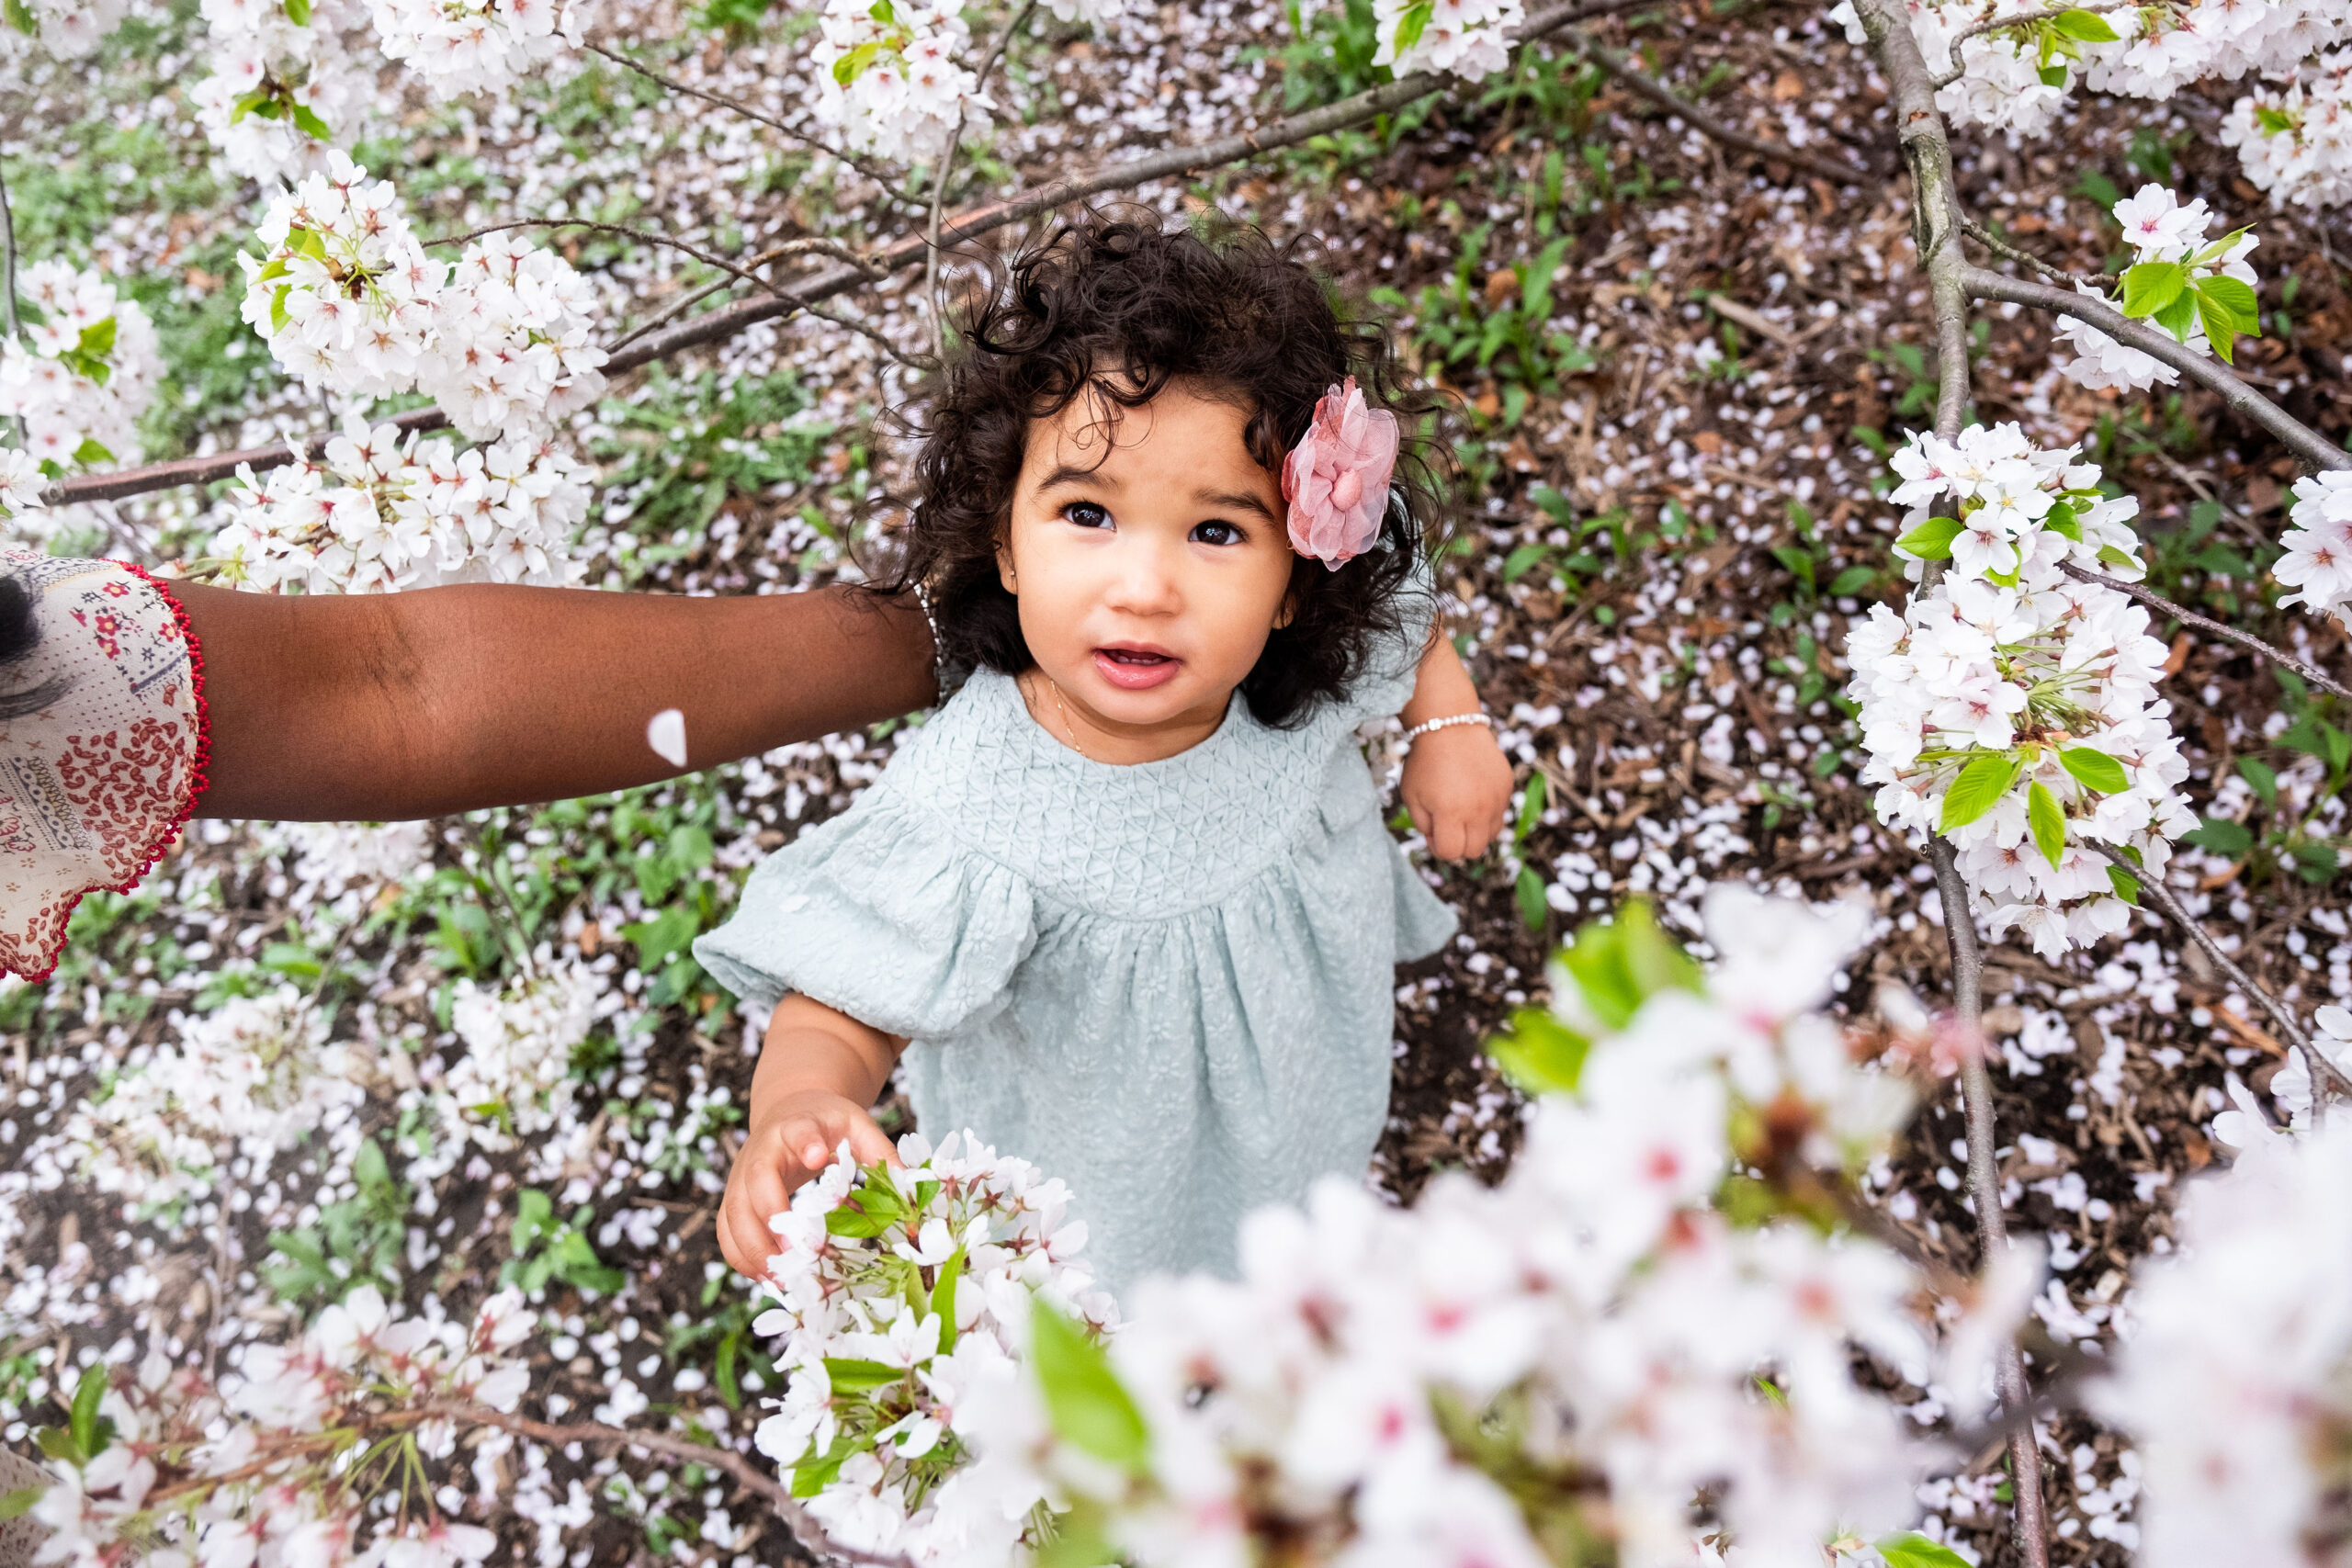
[421,220,788,298]
[1565,35,1880,186]
[582,41,917,203]
[2058,559,2352,704]
[1962,265,2352,474]
[1927,0,2134,90]
[38,0,1668,509]
[1851,0,2050,1562]
[608,237,886,352]
[1960,213,2107,290]
[436,1404,914,1568]
[2089,841,2352,1102]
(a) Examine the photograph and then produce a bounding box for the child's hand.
[1401,721,1515,860]
[719,1088,900,1280]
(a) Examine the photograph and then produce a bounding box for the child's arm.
[1397,633,1515,860]
[719,995,908,1279]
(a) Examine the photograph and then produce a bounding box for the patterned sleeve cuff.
[0,553,209,982]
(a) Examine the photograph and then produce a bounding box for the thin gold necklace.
[1033,671,1094,761]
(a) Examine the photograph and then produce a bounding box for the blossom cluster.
[2094,1101,2352,1568]
[188,0,374,184]
[0,0,129,59]
[2222,48,2352,209]
[367,0,582,99]
[1852,424,2195,958]
[748,1130,1115,1566]
[240,155,606,443]
[44,987,368,1223]
[205,414,591,593]
[0,259,163,478]
[808,0,987,164]
[1831,0,2352,203]
[966,892,2009,1568]
[1372,0,1524,81]
[2274,469,2352,629]
[2055,184,2259,394]
[435,957,607,1158]
[28,1289,532,1568]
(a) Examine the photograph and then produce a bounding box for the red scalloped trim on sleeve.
[8,563,213,984]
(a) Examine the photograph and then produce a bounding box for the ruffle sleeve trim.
[694,790,1037,1042]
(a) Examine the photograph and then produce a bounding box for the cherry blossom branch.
[1926,0,2134,89]
[926,1,1035,361]
[420,220,785,296]
[2088,841,2352,1101]
[40,0,1644,509]
[1563,35,1881,186]
[2057,559,2352,705]
[1962,265,2352,474]
[1849,1,2051,1562]
[581,40,918,203]
[1960,214,2109,289]
[434,1404,916,1568]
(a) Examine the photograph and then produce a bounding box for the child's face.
[999,381,1294,739]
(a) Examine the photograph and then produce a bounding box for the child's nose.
[1101,540,1182,615]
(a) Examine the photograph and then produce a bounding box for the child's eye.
[1192,520,1244,547]
[1063,502,1112,530]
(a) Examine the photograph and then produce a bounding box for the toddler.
[695,217,1514,1290]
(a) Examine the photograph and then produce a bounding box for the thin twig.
[0,163,18,344]
[609,237,887,352]
[1851,0,2050,1561]
[421,220,788,298]
[805,299,936,370]
[582,41,917,202]
[1928,0,2134,89]
[1962,265,2352,474]
[1960,214,2109,289]
[2059,559,2352,704]
[925,0,1035,360]
[435,1404,915,1568]
[2089,841,2352,1102]
[1565,34,1880,186]
[39,0,1648,507]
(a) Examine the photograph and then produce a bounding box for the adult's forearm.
[177,581,937,820]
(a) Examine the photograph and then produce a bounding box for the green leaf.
[1769,544,1816,591]
[2106,864,2141,905]
[2037,62,2069,87]
[2255,105,2296,136]
[75,317,116,359]
[69,438,113,467]
[1894,514,1965,561]
[2028,780,2067,869]
[1,0,34,36]
[1828,565,1878,597]
[790,1437,852,1498]
[2199,275,2260,333]
[1879,1532,1977,1568]
[2183,816,2254,859]
[2058,747,2130,794]
[68,1366,107,1465]
[1514,772,1547,842]
[619,903,698,974]
[293,227,328,261]
[2049,7,2120,39]
[1939,752,2019,832]
[2237,756,2279,807]
[2118,260,2187,320]
[830,38,884,85]
[1514,864,1548,930]
[1391,0,1432,55]
[289,102,333,141]
[1030,1303,1148,1472]
[2096,543,2140,570]
[2041,499,2081,541]
[510,1187,554,1252]
[929,1247,964,1355]
[269,284,291,335]
[1557,897,1703,1030]
[255,255,290,284]
[822,1358,910,1393]
[283,0,311,21]
[2152,288,2198,343]
[0,1486,45,1521]
[1487,1006,1591,1096]
[2194,289,2240,362]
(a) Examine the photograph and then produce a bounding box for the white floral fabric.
[0,553,206,981]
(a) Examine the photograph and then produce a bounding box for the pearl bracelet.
[1399,711,1490,748]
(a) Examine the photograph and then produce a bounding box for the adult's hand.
[177,581,937,820]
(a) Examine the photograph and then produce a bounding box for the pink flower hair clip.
[1282,375,1400,570]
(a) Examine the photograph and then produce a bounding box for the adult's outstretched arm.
[176,581,938,821]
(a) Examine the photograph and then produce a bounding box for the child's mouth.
[1092,645,1182,692]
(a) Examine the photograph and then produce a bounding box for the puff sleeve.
[693,789,1036,1042]
[1335,560,1441,728]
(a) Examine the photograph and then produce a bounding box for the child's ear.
[996,537,1017,594]
[1272,583,1297,631]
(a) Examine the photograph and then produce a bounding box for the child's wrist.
[1399,710,1490,749]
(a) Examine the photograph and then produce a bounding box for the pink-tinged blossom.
[1281,376,1400,569]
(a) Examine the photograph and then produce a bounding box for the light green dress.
[695,601,1458,1291]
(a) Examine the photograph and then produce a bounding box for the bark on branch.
[1962,265,2351,474]
[1565,36,1880,186]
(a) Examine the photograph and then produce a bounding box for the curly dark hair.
[874,212,1453,728]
